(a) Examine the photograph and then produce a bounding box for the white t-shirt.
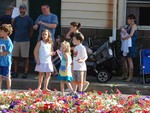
[73,44,88,71]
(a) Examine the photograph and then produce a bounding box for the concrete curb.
[2,78,150,95]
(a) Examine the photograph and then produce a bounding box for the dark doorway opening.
[139,7,150,26]
[29,0,61,60]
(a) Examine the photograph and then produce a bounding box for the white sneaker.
[65,88,70,92]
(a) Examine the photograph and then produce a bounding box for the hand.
[77,59,84,63]
[35,58,40,65]
[36,60,40,65]
[71,47,75,50]
[33,24,38,30]
[56,49,61,54]
[51,52,56,56]
[66,36,71,40]
[38,21,44,25]
[63,68,67,72]
[0,52,3,56]
[121,36,126,40]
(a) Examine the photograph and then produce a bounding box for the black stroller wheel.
[97,70,110,83]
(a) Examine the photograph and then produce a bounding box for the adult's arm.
[33,15,41,30]
[0,16,2,25]
[29,27,33,38]
[122,24,137,40]
[12,17,16,32]
[29,18,34,38]
[39,21,57,28]
[66,30,72,39]
[38,14,58,29]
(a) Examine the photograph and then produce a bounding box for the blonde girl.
[58,41,74,95]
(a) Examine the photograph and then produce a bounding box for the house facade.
[0,0,150,50]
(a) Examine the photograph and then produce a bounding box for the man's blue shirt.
[35,13,58,41]
[14,15,33,42]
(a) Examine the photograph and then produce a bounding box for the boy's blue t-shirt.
[13,15,33,42]
[0,37,13,66]
[35,13,58,41]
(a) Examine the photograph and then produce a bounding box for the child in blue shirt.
[0,24,13,90]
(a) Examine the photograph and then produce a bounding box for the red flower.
[36,98,42,102]
[97,91,102,95]
[44,103,53,110]
[96,102,101,105]
[76,106,82,112]
[142,110,149,113]
[64,104,69,109]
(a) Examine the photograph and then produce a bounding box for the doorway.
[29,0,61,60]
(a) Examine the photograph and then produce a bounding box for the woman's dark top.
[127,25,138,58]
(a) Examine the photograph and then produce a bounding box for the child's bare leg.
[83,81,89,91]
[0,76,2,91]
[52,64,58,75]
[60,81,65,95]
[73,84,78,93]
[83,71,89,91]
[6,77,11,90]
[79,72,84,92]
[37,72,44,90]
[71,82,74,90]
[43,72,51,91]
[66,82,74,92]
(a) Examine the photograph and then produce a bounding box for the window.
[126,0,150,29]
[139,7,150,25]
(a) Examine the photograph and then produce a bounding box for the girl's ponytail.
[70,22,81,30]
[77,22,81,29]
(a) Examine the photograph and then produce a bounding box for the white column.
[118,0,126,28]
[16,0,22,8]
[113,0,117,41]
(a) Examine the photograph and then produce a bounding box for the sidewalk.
[2,73,150,95]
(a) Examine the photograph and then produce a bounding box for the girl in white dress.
[34,29,55,92]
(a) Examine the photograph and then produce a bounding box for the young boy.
[0,24,13,90]
[72,33,88,92]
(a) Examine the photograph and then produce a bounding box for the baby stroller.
[84,38,120,83]
[140,49,150,84]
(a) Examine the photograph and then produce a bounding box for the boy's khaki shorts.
[73,71,87,85]
[12,41,30,58]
